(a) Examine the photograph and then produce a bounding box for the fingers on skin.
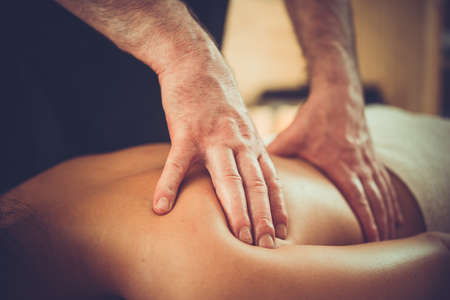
[259,152,288,239]
[153,144,195,215]
[359,172,389,240]
[205,147,253,245]
[382,168,404,225]
[376,168,397,239]
[236,150,276,249]
[331,167,380,242]
[393,187,404,225]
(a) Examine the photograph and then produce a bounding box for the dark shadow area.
[258,85,385,106]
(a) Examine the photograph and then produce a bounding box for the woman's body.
[2,106,449,299]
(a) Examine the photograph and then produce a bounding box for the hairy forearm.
[284,0,361,91]
[54,0,219,74]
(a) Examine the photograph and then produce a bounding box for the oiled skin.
[4,144,447,300]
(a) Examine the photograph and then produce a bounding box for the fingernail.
[258,234,275,249]
[276,224,288,239]
[155,197,170,213]
[239,227,253,245]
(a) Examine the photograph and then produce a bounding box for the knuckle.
[235,123,253,141]
[168,159,185,173]
[358,168,373,181]
[254,215,275,233]
[219,116,253,141]
[345,183,365,203]
[368,183,383,202]
[158,182,177,197]
[237,215,252,227]
[158,175,178,195]
[220,116,239,130]
[270,180,283,197]
[230,216,251,232]
[234,142,252,153]
[223,173,243,183]
[270,176,283,191]
[247,178,268,194]
[254,214,272,225]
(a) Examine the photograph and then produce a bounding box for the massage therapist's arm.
[269,0,402,242]
[53,0,288,248]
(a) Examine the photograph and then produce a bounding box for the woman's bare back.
[2,141,443,300]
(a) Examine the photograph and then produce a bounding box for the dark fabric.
[185,0,230,49]
[0,0,229,194]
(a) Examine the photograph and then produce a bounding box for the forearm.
[284,0,361,92]
[54,0,220,74]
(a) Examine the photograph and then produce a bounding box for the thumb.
[267,124,301,156]
[153,144,195,215]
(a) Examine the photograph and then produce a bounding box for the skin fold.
[2,144,448,300]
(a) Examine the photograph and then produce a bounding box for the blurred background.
[221,0,450,136]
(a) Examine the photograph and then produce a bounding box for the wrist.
[307,42,362,93]
[156,43,239,107]
[156,41,226,79]
[308,81,364,111]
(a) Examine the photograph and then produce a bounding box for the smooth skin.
[1,144,448,300]
[52,0,399,247]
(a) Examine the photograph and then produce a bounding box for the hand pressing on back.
[268,88,403,241]
[153,50,288,248]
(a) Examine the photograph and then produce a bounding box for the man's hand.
[53,0,287,248]
[152,50,288,248]
[268,88,402,241]
[280,0,403,241]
